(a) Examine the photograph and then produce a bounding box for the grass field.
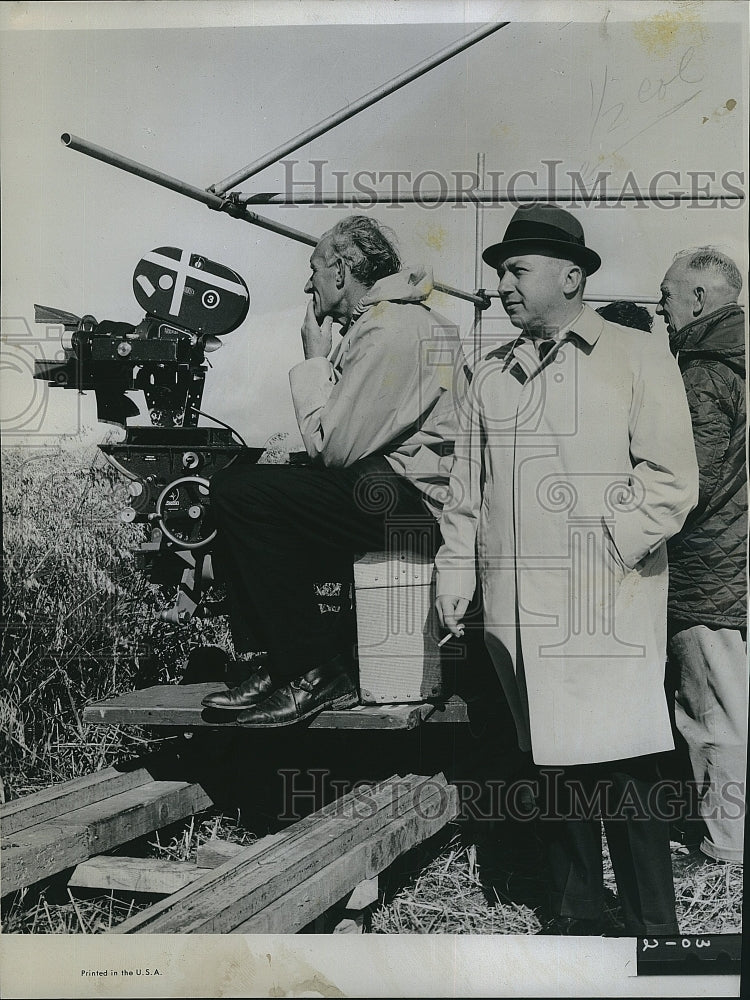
[0,441,743,935]
[1,441,230,799]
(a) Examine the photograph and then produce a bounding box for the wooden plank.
[309,702,429,730]
[345,877,379,911]
[70,837,273,894]
[1,778,212,896]
[333,913,365,934]
[0,752,174,836]
[114,776,403,932]
[82,684,431,730]
[423,695,471,724]
[233,787,458,933]
[195,836,283,868]
[196,839,245,868]
[1,820,90,897]
[114,773,450,933]
[69,857,202,894]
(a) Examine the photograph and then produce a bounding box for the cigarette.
[438,631,463,647]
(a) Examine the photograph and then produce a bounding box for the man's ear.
[563,263,584,297]
[334,257,346,288]
[693,285,706,316]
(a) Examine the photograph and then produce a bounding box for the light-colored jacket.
[436,305,699,765]
[290,266,467,513]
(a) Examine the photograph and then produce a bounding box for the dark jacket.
[667,304,747,629]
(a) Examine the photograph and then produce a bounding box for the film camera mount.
[34,247,262,623]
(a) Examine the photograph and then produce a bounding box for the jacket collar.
[347,265,434,327]
[670,303,745,356]
[567,304,605,346]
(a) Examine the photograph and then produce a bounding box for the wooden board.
[0,751,178,837]
[69,856,202,894]
[69,835,278,893]
[2,778,213,896]
[423,695,472,724]
[194,836,286,868]
[115,779,400,932]
[232,790,457,933]
[82,684,436,730]
[114,773,454,934]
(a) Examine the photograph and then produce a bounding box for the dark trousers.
[541,755,679,935]
[210,454,441,683]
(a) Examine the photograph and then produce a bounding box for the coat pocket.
[601,517,629,584]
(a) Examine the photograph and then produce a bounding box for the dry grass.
[672,848,744,933]
[371,831,543,934]
[0,441,231,797]
[370,825,743,936]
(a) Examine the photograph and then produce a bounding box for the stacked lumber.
[114,772,458,934]
[0,756,213,896]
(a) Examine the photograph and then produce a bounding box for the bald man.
[657,247,747,865]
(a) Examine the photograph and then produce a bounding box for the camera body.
[34,247,261,622]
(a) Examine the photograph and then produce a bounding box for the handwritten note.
[578,46,704,182]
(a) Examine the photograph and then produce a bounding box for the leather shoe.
[236,656,359,727]
[201,664,275,710]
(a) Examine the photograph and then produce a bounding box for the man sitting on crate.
[203,215,466,726]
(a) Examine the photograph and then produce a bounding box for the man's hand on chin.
[301,300,334,359]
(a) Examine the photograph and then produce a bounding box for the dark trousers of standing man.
[209,453,442,685]
[541,754,679,935]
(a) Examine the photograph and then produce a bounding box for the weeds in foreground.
[1,441,230,796]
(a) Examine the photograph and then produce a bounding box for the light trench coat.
[436,306,699,765]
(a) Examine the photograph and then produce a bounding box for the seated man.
[203,215,466,725]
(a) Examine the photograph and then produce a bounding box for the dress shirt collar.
[503,304,603,366]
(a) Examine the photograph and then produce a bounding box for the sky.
[1,1,747,452]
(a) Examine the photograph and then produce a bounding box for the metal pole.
[231,187,744,205]
[484,292,662,305]
[209,22,509,195]
[62,133,318,246]
[473,153,486,361]
[433,281,490,309]
[62,132,485,306]
[584,295,661,304]
[62,133,225,209]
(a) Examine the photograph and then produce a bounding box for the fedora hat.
[482,203,601,275]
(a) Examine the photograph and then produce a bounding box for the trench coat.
[436,306,699,765]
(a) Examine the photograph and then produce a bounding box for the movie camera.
[34,247,261,623]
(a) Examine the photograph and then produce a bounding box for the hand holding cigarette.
[435,595,469,641]
[438,630,463,647]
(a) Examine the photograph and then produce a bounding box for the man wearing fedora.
[435,204,699,935]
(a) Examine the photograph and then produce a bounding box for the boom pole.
[61,134,488,308]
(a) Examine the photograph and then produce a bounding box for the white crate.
[353,550,447,704]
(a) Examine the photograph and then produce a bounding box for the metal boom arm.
[61,135,490,308]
